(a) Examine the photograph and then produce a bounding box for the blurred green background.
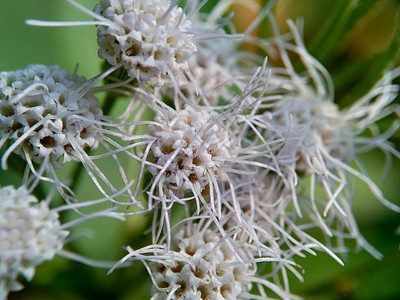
[1,0,400,299]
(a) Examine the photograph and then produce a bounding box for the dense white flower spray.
[114,59,290,246]
[2,0,398,299]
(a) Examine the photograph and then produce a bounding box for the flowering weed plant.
[1,0,400,299]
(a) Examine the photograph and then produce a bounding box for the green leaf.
[310,0,380,64]
[347,0,382,30]
[335,7,400,106]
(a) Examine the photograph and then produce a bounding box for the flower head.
[108,217,301,299]
[149,222,253,299]
[271,92,353,174]
[161,38,250,106]
[0,185,68,296]
[147,106,233,197]
[0,64,102,168]
[94,0,197,86]
[260,19,400,258]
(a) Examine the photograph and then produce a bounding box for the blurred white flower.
[217,168,347,289]
[161,38,251,106]
[260,19,400,257]
[158,0,275,106]
[0,185,68,298]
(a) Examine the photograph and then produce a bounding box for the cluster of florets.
[270,93,353,173]
[257,27,400,259]
[94,0,197,86]
[163,38,246,105]
[2,0,399,299]
[0,64,102,167]
[149,223,253,299]
[147,106,233,197]
[0,185,68,295]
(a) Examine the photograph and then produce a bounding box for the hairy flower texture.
[0,64,102,168]
[110,220,297,299]
[0,64,140,207]
[120,60,286,244]
[217,169,347,289]
[147,106,232,197]
[26,0,249,89]
[94,0,197,86]
[158,0,278,107]
[261,20,400,257]
[160,39,239,106]
[221,171,291,251]
[270,89,355,175]
[150,223,253,299]
[0,185,68,298]
[161,37,262,108]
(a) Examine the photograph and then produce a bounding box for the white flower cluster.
[94,0,197,86]
[3,0,399,299]
[0,64,102,167]
[150,223,253,299]
[147,106,232,197]
[163,38,246,105]
[0,185,68,297]
[271,94,353,173]
[256,22,400,258]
